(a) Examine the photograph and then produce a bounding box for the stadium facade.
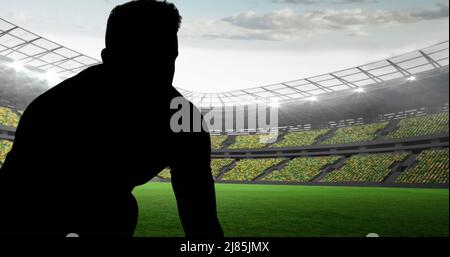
[1,18,448,189]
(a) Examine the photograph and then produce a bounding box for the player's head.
[102,0,182,79]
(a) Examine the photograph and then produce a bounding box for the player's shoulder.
[24,65,103,117]
[27,65,104,111]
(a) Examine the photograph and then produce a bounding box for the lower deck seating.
[396,149,449,184]
[322,152,408,183]
[211,135,228,150]
[211,159,234,178]
[118,150,449,185]
[221,159,284,181]
[263,156,341,182]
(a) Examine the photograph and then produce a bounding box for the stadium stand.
[228,134,277,149]
[157,168,171,180]
[396,149,449,184]
[0,140,12,165]
[263,156,341,182]
[271,129,329,148]
[322,152,408,183]
[211,135,228,150]
[221,159,284,181]
[0,106,20,128]
[211,159,234,178]
[386,113,449,139]
[323,123,388,145]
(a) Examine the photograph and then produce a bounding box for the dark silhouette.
[0,0,223,237]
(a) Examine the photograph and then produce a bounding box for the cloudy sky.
[0,0,448,93]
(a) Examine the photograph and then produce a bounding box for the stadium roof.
[0,18,100,78]
[187,41,449,108]
[1,18,449,108]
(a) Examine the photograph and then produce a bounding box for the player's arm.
[169,110,224,238]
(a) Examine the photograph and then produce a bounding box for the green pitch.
[133,183,449,237]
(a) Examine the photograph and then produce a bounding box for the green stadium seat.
[0,140,12,165]
[271,129,329,148]
[211,159,234,178]
[221,158,284,181]
[157,168,172,180]
[387,113,449,139]
[323,123,387,145]
[396,149,449,184]
[228,134,277,150]
[264,156,340,182]
[322,152,408,183]
[0,107,20,128]
[211,135,228,150]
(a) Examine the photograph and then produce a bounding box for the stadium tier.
[154,149,448,186]
[323,122,388,145]
[387,113,449,139]
[221,159,284,181]
[0,140,12,165]
[210,135,228,150]
[0,106,20,128]
[211,159,234,178]
[217,112,448,150]
[270,129,329,148]
[228,134,278,150]
[397,149,449,184]
[263,156,341,183]
[157,168,172,180]
[322,152,408,183]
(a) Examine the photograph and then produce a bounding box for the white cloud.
[270,0,377,5]
[181,1,449,41]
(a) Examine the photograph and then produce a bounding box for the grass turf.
[133,183,449,237]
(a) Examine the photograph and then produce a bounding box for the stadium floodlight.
[355,88,365,93]
[407,76,417,81]
[307,96,318,102]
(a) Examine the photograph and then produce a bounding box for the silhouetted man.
[0,0,223,237]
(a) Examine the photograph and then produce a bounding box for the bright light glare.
[407,76,416,81]
[42,71,63,84]
[307,96,318,102]
[8,61,26,71]
[355,88,365,93]
[269,101,280,108]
